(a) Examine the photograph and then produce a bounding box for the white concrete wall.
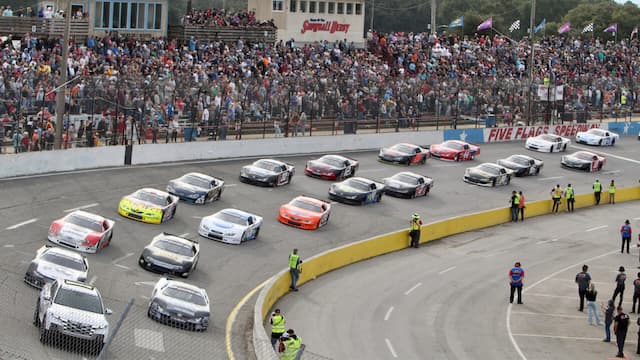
[131,132,443,165]
[0,132,442,178]
[0,146,125,178]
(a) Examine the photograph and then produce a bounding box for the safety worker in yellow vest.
[279,329,302,360]
[551,184,563,213]
[510,191,520,222]
[409,213,423,248]
[609,179,616,204]
[288,249,302,292]
[593,179,602,205]
[565,183,575,212]
[621,94,627,107]
[270,309,286,349]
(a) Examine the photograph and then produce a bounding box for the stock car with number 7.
[429,140,480,161]
[382,172,434,198]
[118,188,178,224]
[496,155,544,177]
[463,163,514,187]
[279,196,331,230]
[239,159,295,187]
[304,155,359,180]
[378,143,430,165]
[561,151,606,172]
[328,177,385,205]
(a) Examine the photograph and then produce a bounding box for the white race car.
[525,133,570,152]
[575,128,619,146]
[48,211,115,253]
[198,209,263,245]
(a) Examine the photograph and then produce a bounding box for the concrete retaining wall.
[253,186,640,359]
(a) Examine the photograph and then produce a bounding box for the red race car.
[430,140,480,161]
[278,196,331,230]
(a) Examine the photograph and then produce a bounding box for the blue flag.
[449,16,464,28]
[534,19,546,33]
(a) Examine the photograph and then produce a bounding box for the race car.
[463,163,514,187]
[239,159,295,187]
[166,172,225,204]
[382,172,434,198]
[378,143,430,165]
[278,196,331,230]
[496,155,544,177]
[24,245,89,289]
[139,233,200,278]
[198,208,263,244]
[524,133,570,152]
[328,177,385,205]
[304,154,359,180]
[561,151,606,172]
[430,140,480,161]
[118,188,178,224]
[48,210,115,253]
[575,128,619,146]
[147,277,210,331]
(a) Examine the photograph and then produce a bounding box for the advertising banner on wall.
[484,123,600,142]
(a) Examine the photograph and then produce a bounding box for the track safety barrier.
[253,186,640,359]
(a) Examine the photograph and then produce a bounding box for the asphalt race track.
[275,202,640,360]
[0,138,639,359]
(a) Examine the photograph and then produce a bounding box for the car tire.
[562,144,567,151]
[254,227,260,239]
[420,156,426,165]
[598,162,603,171]
[454,154,460,162]
[535,167,540,175]
[241,231,247,243]
[491,178,497,187]
[598,139,602,146]
[33,300,40,327]
[410,190,416,199]
[375,193,382,203]
[338,170,346,180]
[287,174,292,184]
[147,307,153,318]
[506,176,511,185]
[612,139,616,146]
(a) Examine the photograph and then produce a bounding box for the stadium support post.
[55,0,72,150]
[526,0,536,126]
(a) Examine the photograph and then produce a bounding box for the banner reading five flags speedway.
[484,123,600,142]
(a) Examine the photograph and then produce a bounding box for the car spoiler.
[211,175,225,183]
[162,232,199,244]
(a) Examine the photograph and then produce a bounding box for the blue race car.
[328,177,385,205]
[166,173,225,205]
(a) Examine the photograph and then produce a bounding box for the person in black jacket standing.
[614,306,630,358]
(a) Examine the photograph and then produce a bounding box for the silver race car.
[147,277,210,331]
[24,245,89,289]
[48,210,115,253]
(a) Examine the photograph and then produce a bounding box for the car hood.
[307,161,337,170]
[467,168,494,178]
[381,149,409,157]
[497,160,526,170]
[332,183,364,194]
[383,179,414,188]
[201,216,245,232]
[123,197,162,211]
[36,261,86,281]
[281,205,318,218]
[155,296,209,317]
[59,223,93,239]
[144,248,190,264]
[576,132,600,139]
[564,156,588,164]
[526,139,548,146]
[172,182,207,194]
[243,166,275,176]
[49,303,108,327]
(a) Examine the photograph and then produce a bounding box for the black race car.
[496,155,544,177]
[383,171,434,198]
[166,172,225,204]
[239,159,295,187]
[328,177,385,205]
[304,154,359,180]
[463,163,514,187]
[138,233,200,278]
[378,143,431,165]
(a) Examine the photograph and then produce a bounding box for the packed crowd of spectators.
[0,5,73,19]
[181,8,275,28]
[1,26,639,153]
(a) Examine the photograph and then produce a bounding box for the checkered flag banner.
[582,22,594,33]
[509,20,521,33]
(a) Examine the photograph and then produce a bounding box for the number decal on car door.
[278,172,288,185]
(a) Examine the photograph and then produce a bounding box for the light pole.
[54,0,72,149]
[526,0,536,126]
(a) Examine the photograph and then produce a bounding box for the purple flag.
[558,22,571,34]
[477,17,493,31]
[603,23,618,33]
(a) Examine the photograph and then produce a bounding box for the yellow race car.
[118,188,179,224]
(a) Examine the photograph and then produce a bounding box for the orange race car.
[278,196,331,230]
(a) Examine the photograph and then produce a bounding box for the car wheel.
[598,139,602,146]
[33,300,40,327]
[338,170,346,180]
[241,231,247,243]
[147,307,153,318]
[611,139,616,146]
[254,227,260,239]
[108,231,113,244]
[535,167,540,175]
[287,174,292,184]
[562,144,567,151]
[598,162,603,171]
[420,156,426,165]
[454,154,459,162]
[410,190,416,199]
[491,178,497,187]
[506,176,511,185]
[375,193,382,202]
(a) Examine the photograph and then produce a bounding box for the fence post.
[97,298,134,360]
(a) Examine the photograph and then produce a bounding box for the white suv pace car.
[34,279,112,355]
